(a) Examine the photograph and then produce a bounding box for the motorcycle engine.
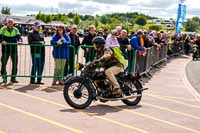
[95,80,113,97]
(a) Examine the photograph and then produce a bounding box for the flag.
[176,0,187,33]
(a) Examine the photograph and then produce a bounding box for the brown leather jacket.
[95,48,121,69]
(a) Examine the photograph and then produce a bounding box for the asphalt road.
[186,60,200,94]
[0,55,200,133]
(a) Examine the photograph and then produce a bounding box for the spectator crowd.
[0,19,197,85]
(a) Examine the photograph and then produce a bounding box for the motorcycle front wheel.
[63,77,93,109]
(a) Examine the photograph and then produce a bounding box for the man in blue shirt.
[130,31,147,73]
[130,31,146,51]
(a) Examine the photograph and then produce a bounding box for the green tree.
[68,12,75,18]
[148,24,160,31]
[58,14,62,20]
[60,16,68,22]
[36,11,42,20]
[192,17,200,25]
[185,19,199,32]
[40,14,46,22]
[53,15,59,21]
[192,17,200,22]
[95,19,99,27]
[46,15,52,22]
[73,15,80,25]
[100,15,108,24]
[135,16,147,26]
[1,6,11,15]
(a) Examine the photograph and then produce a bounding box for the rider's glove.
[93,59,101,64]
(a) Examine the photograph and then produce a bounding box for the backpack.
[111,47,127,67]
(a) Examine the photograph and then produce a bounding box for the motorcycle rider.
[91,36,123,97]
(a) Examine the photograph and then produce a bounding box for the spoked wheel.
[63,77,93,109]
[122,80,142,106]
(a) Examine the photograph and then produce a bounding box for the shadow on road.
[41,86,63,93]
[60,104,142,116]
[15,85,39,92]
[14,84,63,93]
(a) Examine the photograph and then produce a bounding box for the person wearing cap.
[65,25,81,76]
[105,29,120,48]
[0,19,22,83]
[51,25,71,85]
[81,25,96,63]
[28,21,45,84]
[130,30,146,51]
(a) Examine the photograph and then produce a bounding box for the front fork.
[84,78,97,99]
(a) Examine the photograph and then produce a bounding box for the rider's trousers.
[105,66,122,89]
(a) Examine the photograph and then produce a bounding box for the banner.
[176,0,187,33]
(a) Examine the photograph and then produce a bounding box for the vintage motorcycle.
[63,61,148,109]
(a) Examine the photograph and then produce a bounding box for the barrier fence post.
[75,45,95,74]
[160,45,165,60]
[152,45,157,65]
[145,48,152,71]
[68,45,76,76]
[164,44,168,58]
[127,49,136,73]
[135,52,146,74]
[149,47,154,67]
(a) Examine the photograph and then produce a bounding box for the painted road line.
[181,59,200,102]
[8,84,62,89]
[9,90,150,133]
[10,89,200,133]
[0,130,5,133]
[0,102,84,133]
[145,93,197,102]
[93,116,149,133]
[142,102,200,120]
[41,86,197,103]
[146,94,200,109]
[112,105,200,133]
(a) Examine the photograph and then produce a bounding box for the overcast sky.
[0,0,199,18]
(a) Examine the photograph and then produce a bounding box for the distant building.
[166,24,175,30]
[147,19,162,24]
[0,14,35,24]
[147,19,175,25]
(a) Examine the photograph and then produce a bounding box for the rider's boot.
[112,88,122,97]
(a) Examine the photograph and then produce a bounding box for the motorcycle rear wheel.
[122,80,142,106]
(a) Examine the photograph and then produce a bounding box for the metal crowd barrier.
[134,43,184,76]
[0,42,184,84]
[135,44,168,75]
[0,43,76,83]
